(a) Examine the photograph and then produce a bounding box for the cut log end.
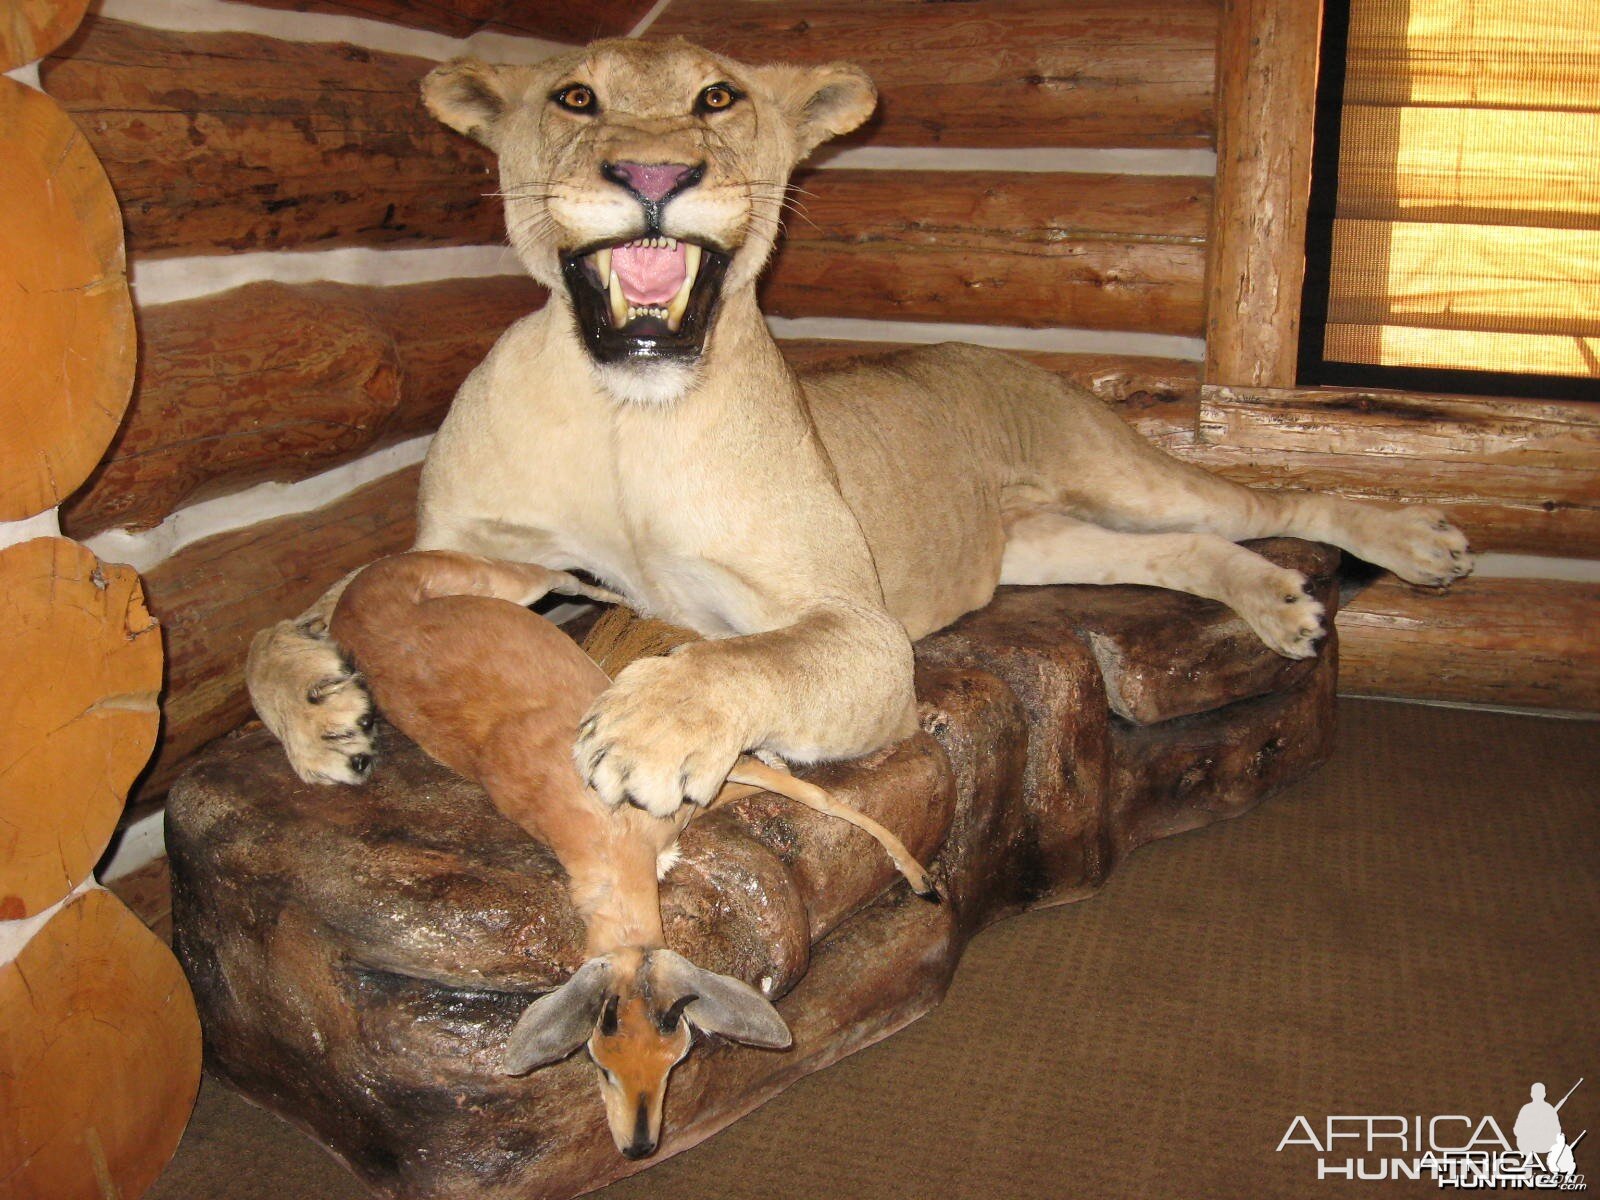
[0,77,135,521]
[0,888,201,1200]
[0,0,91,70]
[0,539,162,917]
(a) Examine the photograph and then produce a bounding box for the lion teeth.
[666,242,701,332]
[608,269,628,327]
[594,246,611,283]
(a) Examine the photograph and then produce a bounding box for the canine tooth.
[666,242,702,332]
[594,246,611,283]
[609,269,628,327]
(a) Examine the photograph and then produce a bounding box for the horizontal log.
[232,0,653,42]
[40,17,500,257]
[139,466,421,801]
[61,276,546,537]
[1337,575,1600,713]
[1190,385,1600,558]
[765,171,1209,335]
[1199,386,1600,471]
[778,340,1201,449]
[650,0,1220,149]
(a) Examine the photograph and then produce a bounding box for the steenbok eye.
[554,84,597,114]
[696,84,740,114]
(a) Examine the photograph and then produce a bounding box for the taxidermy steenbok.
[329,550,934,1158]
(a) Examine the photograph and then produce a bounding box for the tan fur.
[247,37,1472,814]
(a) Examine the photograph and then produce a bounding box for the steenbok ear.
[651,950,792,1050]
[501,957,612,1075]
[755,62,877,157]
[422,58,531,150]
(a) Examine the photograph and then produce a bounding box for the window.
[1300,0,1600,400]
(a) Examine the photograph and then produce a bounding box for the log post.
[1204,0,1324,388]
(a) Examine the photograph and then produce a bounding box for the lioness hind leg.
[1000,511,1326,659]
[1058,440,1474,588]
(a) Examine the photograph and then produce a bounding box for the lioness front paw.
[1235,567,1327,660]
[247,620,376,785]
[573,654,744,818]
[1359,505,1475,588]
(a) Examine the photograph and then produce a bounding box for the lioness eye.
[553,84,597,114]
[696,83,739,114]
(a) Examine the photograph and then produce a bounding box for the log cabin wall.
[22,0,1595,890]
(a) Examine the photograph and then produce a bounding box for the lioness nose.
[601,160,704,203]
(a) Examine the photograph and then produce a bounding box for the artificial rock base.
[168,539,1340,1200]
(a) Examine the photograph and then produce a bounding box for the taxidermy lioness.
[248,37,1473,816]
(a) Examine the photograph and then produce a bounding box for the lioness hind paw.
[1353,505,1475,588]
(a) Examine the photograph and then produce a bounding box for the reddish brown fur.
[331,551,678,953]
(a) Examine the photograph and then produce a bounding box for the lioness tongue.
[611,241,687,307]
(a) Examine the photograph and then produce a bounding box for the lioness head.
[423,38,876,402]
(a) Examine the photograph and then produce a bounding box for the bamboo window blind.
[1302,0,1600,398]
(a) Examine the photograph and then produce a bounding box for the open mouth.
[560,237,731,366]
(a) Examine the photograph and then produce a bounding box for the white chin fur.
[592,358,700,406]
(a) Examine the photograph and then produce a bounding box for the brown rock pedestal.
[168,540,1340,1200]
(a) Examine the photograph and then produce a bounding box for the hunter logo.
[1277,1078,1587,1189]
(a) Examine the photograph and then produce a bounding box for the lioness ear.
[423,58,526,150]
[758,62,877,157]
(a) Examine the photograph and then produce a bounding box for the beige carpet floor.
[147,698,1599,1199]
